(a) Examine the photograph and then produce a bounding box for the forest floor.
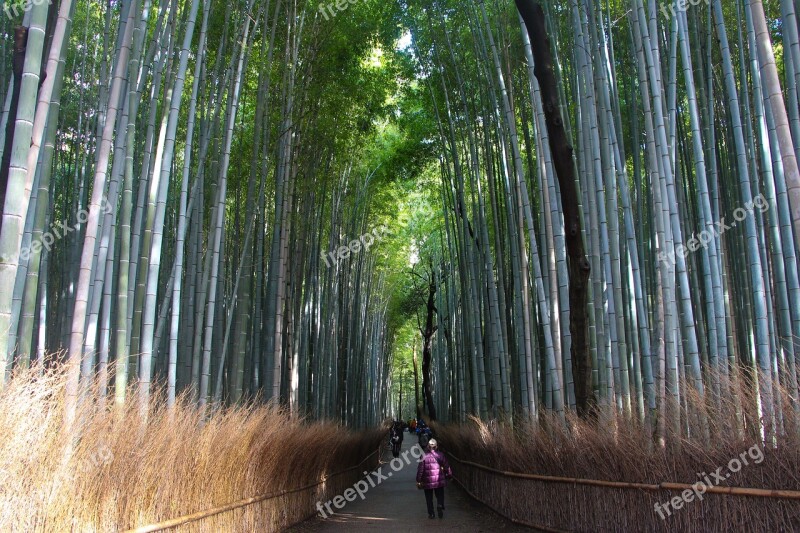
[287,437,534,532]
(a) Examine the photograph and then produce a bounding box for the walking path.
[287,436,532,532]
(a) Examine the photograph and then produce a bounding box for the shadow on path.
[287,435,534,532]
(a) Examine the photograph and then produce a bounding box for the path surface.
[287,436,532,532]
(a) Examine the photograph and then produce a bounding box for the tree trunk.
[516,0,594,418]
[420,265,438,421]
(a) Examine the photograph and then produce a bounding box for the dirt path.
[287,436,533,532]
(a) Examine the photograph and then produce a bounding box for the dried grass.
[434,374,800,532]
[0,365,383,532]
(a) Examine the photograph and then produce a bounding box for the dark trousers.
[424,487,444,515]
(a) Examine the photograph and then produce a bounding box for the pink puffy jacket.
[416,449,452,489]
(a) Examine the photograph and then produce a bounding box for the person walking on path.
[415,438,453,520]
[389,421,404,458]
[416,418,433,447]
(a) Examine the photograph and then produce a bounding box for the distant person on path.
[418,431,429,449]
[389,421,404,458]
[415,438,452,519]
[416,418,433,447]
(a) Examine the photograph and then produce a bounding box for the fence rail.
[125,447,381,533]
[447,452,800,500]
[446,451,800,532]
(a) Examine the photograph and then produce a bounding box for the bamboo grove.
[1,0,800,447]
[0,0,414,428]
[404,0,800,444]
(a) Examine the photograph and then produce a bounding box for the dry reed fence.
[434,380,800,532]
[0,366,384,532]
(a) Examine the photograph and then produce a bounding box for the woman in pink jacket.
[416,439,453,519]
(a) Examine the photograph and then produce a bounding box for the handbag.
[434,454,453,480]
[416,481,424,490]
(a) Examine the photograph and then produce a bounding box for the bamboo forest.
[2,0,800,530]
